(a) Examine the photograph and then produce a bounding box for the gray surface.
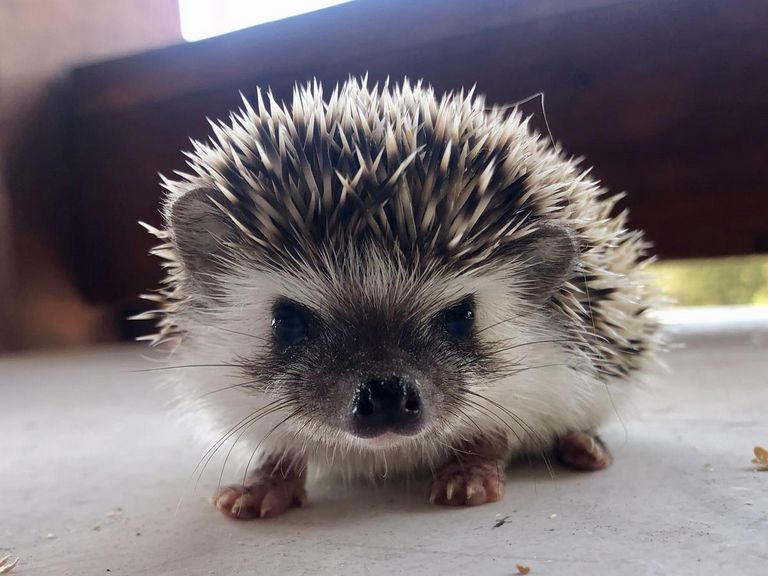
[1,317,767,575]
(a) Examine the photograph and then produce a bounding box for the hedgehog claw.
[214,455,307,520]
[556,431,612,471]
[429,456,506,506]
[429,483,441,504]
[445,480,457,501]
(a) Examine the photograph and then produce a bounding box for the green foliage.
[650,255,768,306]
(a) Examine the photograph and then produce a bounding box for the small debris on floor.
[0,555,19,574]
[92,524,102,531]
[752,446,768,471]
[46,532,56,539]
[493,515,511,528]
[548,513,557,519]
[515,563,530,575]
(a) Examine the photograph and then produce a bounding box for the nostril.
[403,388,421,413]
[404,397,420,413]
[354,386,375,417]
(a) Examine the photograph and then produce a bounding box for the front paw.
[429,459,506,506]
[214,477,307,520]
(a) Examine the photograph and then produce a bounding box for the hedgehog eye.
[440,298,475,339]
[272,302,310,347]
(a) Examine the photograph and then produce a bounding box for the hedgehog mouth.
[346,429,429,452]
[360,432,410,447]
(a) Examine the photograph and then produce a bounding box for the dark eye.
[440,298,475,339]
[272,302,310,347]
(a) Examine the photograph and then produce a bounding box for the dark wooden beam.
[67,0,768,303]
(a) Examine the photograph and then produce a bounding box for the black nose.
[351,375,423,438]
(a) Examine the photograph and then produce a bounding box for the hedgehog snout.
[349,373,425,438]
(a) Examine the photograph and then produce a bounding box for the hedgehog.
[138,77,660,519]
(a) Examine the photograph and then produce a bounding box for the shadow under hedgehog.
[139,77,660,519]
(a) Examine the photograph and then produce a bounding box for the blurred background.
[0,0,766,351]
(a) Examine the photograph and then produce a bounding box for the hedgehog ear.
[167,188,236,282]
[521,224,578,302]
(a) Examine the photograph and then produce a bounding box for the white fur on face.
[166,249,621,482]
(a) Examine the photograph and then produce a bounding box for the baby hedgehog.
[140,78,660,519]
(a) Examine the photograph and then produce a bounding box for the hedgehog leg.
[429,453,506,506]
[214,453,307,520]
[555,431,612,471]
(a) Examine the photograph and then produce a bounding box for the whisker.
[503,362,569,377]
[444,395,485,436]
[491,338,582,356]
[216,401,296,491]
[241,408,303,490]
[204,325,270,343]
[191,399,284,482]
[462,397,525,447]
[128,363,245,373]
[474,311,528,335]
[176,399,286,515]
[196,378,260,398]
[464,390,556,480]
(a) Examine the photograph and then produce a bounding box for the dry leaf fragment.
[752,446,768,471]
[515,564,531,575]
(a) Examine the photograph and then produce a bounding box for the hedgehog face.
[207,246,518,448]
[165,200,578,451]
[264,291,477,441]
[163,221,574,452]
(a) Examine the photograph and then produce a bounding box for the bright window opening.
[179,0,356,41]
